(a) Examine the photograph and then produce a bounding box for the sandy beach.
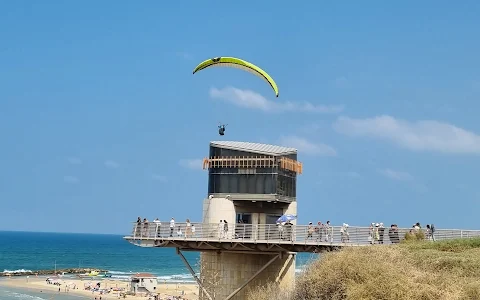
[0,276,199,300]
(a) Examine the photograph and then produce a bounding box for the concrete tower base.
[199,251,295,300]
[200,196,297,299]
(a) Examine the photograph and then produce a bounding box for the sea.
[0,231,318,300]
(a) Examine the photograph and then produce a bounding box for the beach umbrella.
[277,214,297,223]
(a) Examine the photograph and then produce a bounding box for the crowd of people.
[134,217,437,244]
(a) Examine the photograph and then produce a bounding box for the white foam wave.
[104,271,196,283]
[3,291,46,300]
[2,269,33,274]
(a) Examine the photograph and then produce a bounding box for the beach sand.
[0,276,199,299]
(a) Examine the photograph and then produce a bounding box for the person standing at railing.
[307,222,314,240]
[388,224,400,244]
[153,218,161,238]
[185,219,192,238]
[143,218,149,237]
[324,221,333,243]
[224,220,229,239]
[169,218,175,237]
[431,224,436,241]
[218,220,224,239]
[284,221,293,241]
[341,223,350,243]
[177,226,182,237]
[136,217,142,236]
[425,225,432,240]
[315,222,323,242]
[277,222,284,240]
[374,223,380,244]
[191,224,196,237]
[378,223,385,244]
[368,223,374,244]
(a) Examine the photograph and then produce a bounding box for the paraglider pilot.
[218,124,226,136]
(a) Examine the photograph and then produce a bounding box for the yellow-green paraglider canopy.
[193,56,279,97]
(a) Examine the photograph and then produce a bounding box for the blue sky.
[1,1,480,234]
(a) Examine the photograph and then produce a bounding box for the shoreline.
[0,276,199,299]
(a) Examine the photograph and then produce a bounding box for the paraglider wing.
[193,57,279,97]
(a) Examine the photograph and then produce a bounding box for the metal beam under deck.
[123,236,346,253]
[211,193,295,203]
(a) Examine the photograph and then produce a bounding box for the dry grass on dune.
[247,238,480,300]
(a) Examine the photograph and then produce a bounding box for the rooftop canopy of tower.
[210,141,297,156]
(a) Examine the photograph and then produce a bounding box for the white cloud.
[179,159,204,170]
[279,136,337,156]
[333,115,480,154]
[151,174,167,182]
[63,175,79,183]
[67,157,82,165]
[378,168,413,181]
[104,160,120,169]
[209,87,344,114]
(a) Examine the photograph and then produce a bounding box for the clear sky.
[1,1,480,234]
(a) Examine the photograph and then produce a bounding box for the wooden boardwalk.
[124,222,480,253]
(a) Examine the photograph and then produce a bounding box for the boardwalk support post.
[176,248,213,300]
[224,253,280,300]
[275,253,294,283]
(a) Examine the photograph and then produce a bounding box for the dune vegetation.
[247,238,480,300]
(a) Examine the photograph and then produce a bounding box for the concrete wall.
[284,201,297,225]
[200,197,298,299]
[199,252,296,300]
[202,197,235,225]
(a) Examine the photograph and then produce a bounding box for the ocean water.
[0,231,317,283]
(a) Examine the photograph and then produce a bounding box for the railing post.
[242,224,245,241]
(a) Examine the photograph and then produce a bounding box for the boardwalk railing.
[127,222,480,246]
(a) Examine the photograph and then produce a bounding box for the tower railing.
[127,222,480,246]
[202,156,302,174]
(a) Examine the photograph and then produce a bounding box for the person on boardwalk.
[223,220,229,239]
[153,218,161,237]
[341,223,350,243]
[325,221,333,242]
[169,218,175,237]
[143,218,149,237]
[185,219,192,238]
[378,223,385,244]
[136,217,142,236]
[388,224,400,244]
[191,224,196,237]
[218,220,224,238]
[307,222,314,240]
[315,221,323,241]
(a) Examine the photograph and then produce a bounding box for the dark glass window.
[207,146,297,198]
